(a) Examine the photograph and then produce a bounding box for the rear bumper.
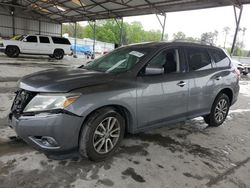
[232,84,240,106]
[9,113,84,155]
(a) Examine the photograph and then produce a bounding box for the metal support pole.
[60,23,63,37]
[231,5,243,56]
[92,21,96,59]
[119,18,123,46]
[38,20,41,35]
[11,11,15,36]
[73,22,77,58]
[156,13,166,41]
[161,14,166,41]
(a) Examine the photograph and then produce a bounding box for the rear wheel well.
[218,88,233,105]
[54,48,64,53]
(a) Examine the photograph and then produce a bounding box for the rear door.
[184,46,216,117]
[38,36,52,54]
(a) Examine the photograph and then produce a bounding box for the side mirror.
[144,67,164,76]
[23,38,27,42]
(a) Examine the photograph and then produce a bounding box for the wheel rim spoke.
[96,138,105,152]
[95,130,104,136]
[94,137,104,148]
[99,123,106,132]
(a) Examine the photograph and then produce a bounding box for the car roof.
[27,34,66,38]
[125,41,222,51]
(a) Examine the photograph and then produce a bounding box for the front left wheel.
[79,108,125,161]
[5,46,20,57]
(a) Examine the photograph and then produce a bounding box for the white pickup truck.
[0,35,72,60]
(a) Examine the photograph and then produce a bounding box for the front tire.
[5,46,20,57]
[79,108,125,161]
[203,93,230,127]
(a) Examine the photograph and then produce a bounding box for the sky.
[81,5,250,50]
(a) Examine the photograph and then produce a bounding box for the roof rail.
[172,39,214,46]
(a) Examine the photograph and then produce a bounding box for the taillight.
[233,68,241,79]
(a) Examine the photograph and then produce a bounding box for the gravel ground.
[0,54,250,188]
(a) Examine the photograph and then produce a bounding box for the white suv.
[2,35,72,60]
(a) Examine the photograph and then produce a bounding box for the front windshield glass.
[84,46,150,73]
[11,35,26,41]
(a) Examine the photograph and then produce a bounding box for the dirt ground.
[0,54,250,188]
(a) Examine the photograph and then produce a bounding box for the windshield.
[11,35,26,41]
[84,46,150,73]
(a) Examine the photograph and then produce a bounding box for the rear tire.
[79,107,125,161]
[53,49,64,60]
[203,93,230,127]
[5,46,19,57]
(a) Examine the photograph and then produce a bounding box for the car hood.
[18,68,115,92]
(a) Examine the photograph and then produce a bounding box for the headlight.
[23,93,80,113]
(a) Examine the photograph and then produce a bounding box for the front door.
[21,35,38,53]
[136,48,188,129]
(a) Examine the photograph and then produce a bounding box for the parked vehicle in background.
[2,35,72,59]
[232,59,248,75]
[9,42,239,161]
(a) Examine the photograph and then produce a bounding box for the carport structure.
[1,0,250,56]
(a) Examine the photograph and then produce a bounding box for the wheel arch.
[78,104,134,145]
[217,88,233,105]
[6,45,20,51]
[53,48,64,54]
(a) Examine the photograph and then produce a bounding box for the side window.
[209,49,230,68]
[147,49,180,74]
[186,47,212,71]
[39,36,50,43]
[51,37,71,44]
[25,36,37,43]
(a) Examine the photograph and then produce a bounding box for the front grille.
[11,89,36,115]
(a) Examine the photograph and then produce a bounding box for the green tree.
[201,31,218,44]
[173,32,186,40]
[62,20,165,44]
[62,23,85,38]
[223,26,230,48]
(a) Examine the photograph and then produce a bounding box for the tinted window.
[51,37,71,44]
[147,49,180,74]
[186,47,212,71]
[209,49,230,68]
[39,36,50,43]
[26,36,37,43]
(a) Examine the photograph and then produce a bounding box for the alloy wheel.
[214,99,228,123]
[93,117,120,154]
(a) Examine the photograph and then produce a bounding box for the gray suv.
[9,42,240,161]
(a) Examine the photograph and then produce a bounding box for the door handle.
[177,81,186,87]
[215,76,222,80]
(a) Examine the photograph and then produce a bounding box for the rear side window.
[209,49,230,68]
[39,36,50,43]
[51,37,71,45]
[25,36,37,43]
[186,47,212,71]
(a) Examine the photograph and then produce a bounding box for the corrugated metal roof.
[1,0,250,23]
